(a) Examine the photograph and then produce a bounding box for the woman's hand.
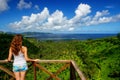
[4,59,8,62]
[4,59,12,62]
[33,59,40,62]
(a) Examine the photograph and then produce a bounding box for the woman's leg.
[14,72,20,80]
[20,71,26,80]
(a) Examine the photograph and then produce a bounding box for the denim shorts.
[13,64,28,72]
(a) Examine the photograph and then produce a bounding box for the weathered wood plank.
[71,60,86,80]
[33,62,37,80]
[70,62,76,80]
[35,60,71,63]
[0,65,15,78]
[0,60,9,63]
[0,60,71,63]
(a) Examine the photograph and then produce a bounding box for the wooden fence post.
[70,62,76,80]
[33,62,37,80]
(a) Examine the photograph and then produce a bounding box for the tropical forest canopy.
[0,33,120,80]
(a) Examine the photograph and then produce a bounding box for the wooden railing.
[0,60,86,80]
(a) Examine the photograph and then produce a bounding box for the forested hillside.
[0,33,120,80]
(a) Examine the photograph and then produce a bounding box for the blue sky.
[0,0,120,33]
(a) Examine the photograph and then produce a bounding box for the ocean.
[25,33,117,41]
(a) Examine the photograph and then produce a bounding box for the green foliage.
[117,33,120,40]
[0,33,120,80]
[0,33,13,59]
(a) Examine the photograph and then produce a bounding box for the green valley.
[0,33,120,80]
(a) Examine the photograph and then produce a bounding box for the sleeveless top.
[13,50,27,65]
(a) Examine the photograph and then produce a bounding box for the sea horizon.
[25,33,117,41]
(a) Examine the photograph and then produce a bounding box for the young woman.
[7,34,36,80]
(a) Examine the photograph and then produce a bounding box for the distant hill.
[0,31,4,33]
[3,31,52,36]
[22,32,52,35]
[0,31,118,40]
[22,33,117,40]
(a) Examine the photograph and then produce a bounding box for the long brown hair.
[10,34,23,55]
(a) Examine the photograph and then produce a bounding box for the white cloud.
[70,3,91,26]
[68,27,74,31]
[75,3,91,17]
[9,3,120,32]
[37,10,68,31]
[17,0,32,9]
[111,14,120,22]
[86,10,112,25]
[94,10,109,18]
[34,5,39,10]
[98,17,112,23]
[9,7,49,31]
[0,0,9,12]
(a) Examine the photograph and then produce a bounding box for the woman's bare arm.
[23,46,34,61]
[7,48,12,61]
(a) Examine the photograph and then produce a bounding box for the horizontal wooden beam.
[0,60,10,63]
[0,65,15,78]
[36,60,71,63]
[0,60,71,63]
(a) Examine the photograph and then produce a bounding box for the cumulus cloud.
[75,3,91,17]
[85,10,112,25]
[9,3,120,32]
[70,3,91,26]
[94,10,109,18]
[9,7,49,31]
[40,10,68,31]
[17,0,32,9]
[0,0,9,12]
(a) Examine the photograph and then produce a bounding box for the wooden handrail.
[71,60,86,80]
[0,60,86,80]
[0,60,71,63]
[0,65,15,78]
[0,60,11,63]
[35,60,71,63]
